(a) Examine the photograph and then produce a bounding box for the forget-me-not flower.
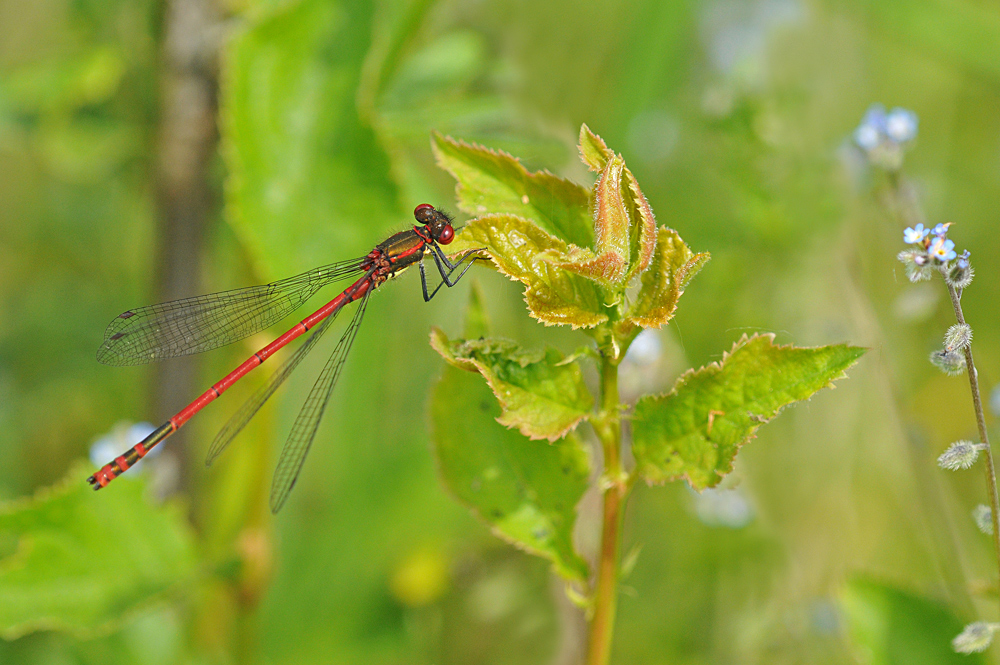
[885,108,918,143]
[929,236,957,262]
[853,103,918,170]
[903,224,929,244]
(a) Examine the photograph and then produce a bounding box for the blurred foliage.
[0,464,196,639]
[2,0,1000,663]
[841,578,986,665]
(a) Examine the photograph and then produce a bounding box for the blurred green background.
[2,0,1000,663]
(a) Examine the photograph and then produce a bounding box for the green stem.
[946,283,1000,615]
[587,350,627,665]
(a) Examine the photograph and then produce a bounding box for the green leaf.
[430,328,592,441]
[624,226,709,330]
[840,578,985,665]
[578,123,612,173]
[430,360,590,582]
[0,463,197,639]
[222,0,397,277]
[632,334,866,488]
[431,132,594,248]
[447,214,608,328]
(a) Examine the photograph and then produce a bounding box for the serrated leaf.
[430,362,590,582]
[624,226,709,330]
[622,167,658,281]
[577,126,656,283]
[554,155,629,286]
[447,214,608,328]
[430,328,592,441]
[632,334,866,488]
[432,132,594,248]
[578,123,612,173]
[0,463,197,639]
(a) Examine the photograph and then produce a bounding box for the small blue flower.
[931,223,951,237]
[852,104,918,171]
[854,104,887,151]
[957,250,971,269]
[885,108,918,143]
[903,224,929,244]
[929,236,957,262]
[854,124,881,151]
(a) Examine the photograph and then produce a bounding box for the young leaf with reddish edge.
[632,334,866,488]
[552,155,630,287]
[622,226,709,332]
[446,214,608,328]
[579,123,612,173]
[431,132,594,248]
[575,126,656,284]
[429,291,591,583]
[622,167,658,282]
[430,329,593,441]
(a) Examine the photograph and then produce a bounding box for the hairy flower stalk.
[892,182,1000,643]
[944,280,1000,605]
[871,104,1000,647]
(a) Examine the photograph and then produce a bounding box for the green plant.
[427,125,866,664]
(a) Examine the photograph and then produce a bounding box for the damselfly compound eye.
[438,225,454,245]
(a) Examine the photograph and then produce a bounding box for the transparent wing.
[204,311,340,467]
[97,258,366,366]
[269,289,371,514]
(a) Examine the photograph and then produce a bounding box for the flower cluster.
[897,223,972,287]
[853,104,918,171]
[882,107,997,658]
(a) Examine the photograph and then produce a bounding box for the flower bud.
[973,504,994,535]
[944,323,972,352]
[930,348,966,376]
[897,250,932,282]
[937,440,982,470]
[945,250,973,288]
[953,622,997,654]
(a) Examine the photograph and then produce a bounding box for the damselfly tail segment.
[88,205,485,511]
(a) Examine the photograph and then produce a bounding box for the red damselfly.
[89,204,481,513]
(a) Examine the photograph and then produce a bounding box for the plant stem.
[587,352,627,665]
[946,283,1000,614]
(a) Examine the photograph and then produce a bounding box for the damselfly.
[88,204,481,513]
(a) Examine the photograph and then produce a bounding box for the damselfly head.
[414,204,455,245]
